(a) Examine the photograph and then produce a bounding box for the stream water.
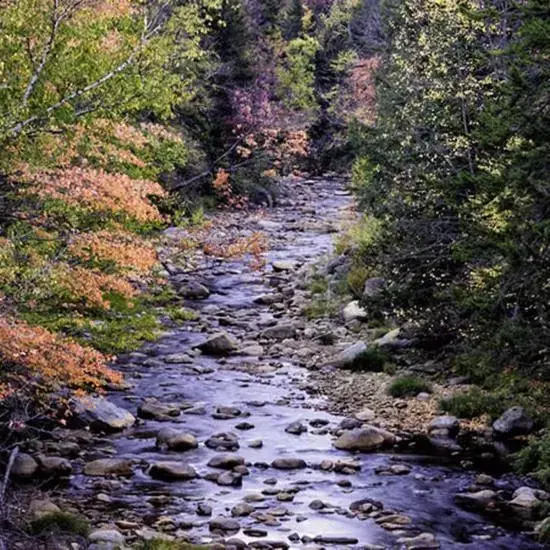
[63,178,541,549]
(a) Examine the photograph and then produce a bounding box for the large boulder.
[428,416,460,438]
[12,453,38,478]
[455,490,497,511]
[178,282,210,299]
[325,341,367,368]
[342,301,368,322]
[196,332,238,355]
[509,486,548,519]
[493,406,534,438]
[73,397,135,432]
[333,426,396,452]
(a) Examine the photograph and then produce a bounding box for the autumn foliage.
[0,317,120,400]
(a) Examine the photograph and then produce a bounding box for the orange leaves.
[69,229,158,274]
[0,316,121,395]
[55,263,137,310]
[347,56,381,125]
[212,169,249,209]
[202,231,267,269]
[18,165,166,222]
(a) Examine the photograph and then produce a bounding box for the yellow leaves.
[468,264,503,291]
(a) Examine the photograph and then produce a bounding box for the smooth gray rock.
[493,406,534,438]
[156,428,198,451]
[342,300,368,322]
[261,323,297,340]
[148,461,197,481]
[84,458,133,477]
[12,453,38,478]
[73,397,135,432]
[334,426,395,452]
[196,332,238,355]
[138,398,180,420]
[272,458,307,470]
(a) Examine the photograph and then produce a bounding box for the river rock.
[84,458,133,477]
[509,486,548,518]
[196,332,238,355]
[29,499,61,520]
[232,503,255,517]
[148,461,197,481]
[272,260,297,272]
[36,455,72,476]
[217,471,243,487]
[138,398,181,420]
[397,532,440,549]
[285,421,307,435]
[333,426,395,452]
[73,397,135,432]
[492,406,534,438]
[12,453,38,478]
[313,536,359,545]
[354,408,375,422]
[207,454,245,470]
[342,301,368,322]
[325,341,367,368]
[209,516,240,532]
[455,489,497,510]
[205,432,239,451]
[428,416,460,438]
[261,323,297,340]
[197,503,212,516]
[156,428,198,451]
[179,282,210,299]
[272,458,307,470]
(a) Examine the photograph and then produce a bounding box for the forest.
[0,0,549,549]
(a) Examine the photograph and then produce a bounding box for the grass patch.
[29,512,89,537]
[303,297,339,319]
[166,306,199,323]
[388,375,432,397]
[440,388,506,419]
[346,264,370,297]
[346,347,390,372]
[309,275,329,295]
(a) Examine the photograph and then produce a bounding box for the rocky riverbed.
[8,177,548,549]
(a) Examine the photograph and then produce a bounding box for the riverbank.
[3,177,547,549]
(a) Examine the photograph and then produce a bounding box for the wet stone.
[205,432,240,451]
[84,458,133,477]
[207,454,245,469]
[137,398,181,420]
[209,516,240,533]
[232,503,255,517]
[272,458,307,470]
[285,421,307,435]
[235,421,255,430]
[196,503,213,516]
[156,428,198,451]
[148,461,197,481]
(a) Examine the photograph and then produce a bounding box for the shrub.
[440,389,507,419]
[29,512,89,537]
[388,376,431,397]
[167,307,199,323]
[514,432,550,490]
[346,347,389,372]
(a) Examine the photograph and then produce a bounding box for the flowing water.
[64,178,541,549]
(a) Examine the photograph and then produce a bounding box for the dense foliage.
[351,0,549,430]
